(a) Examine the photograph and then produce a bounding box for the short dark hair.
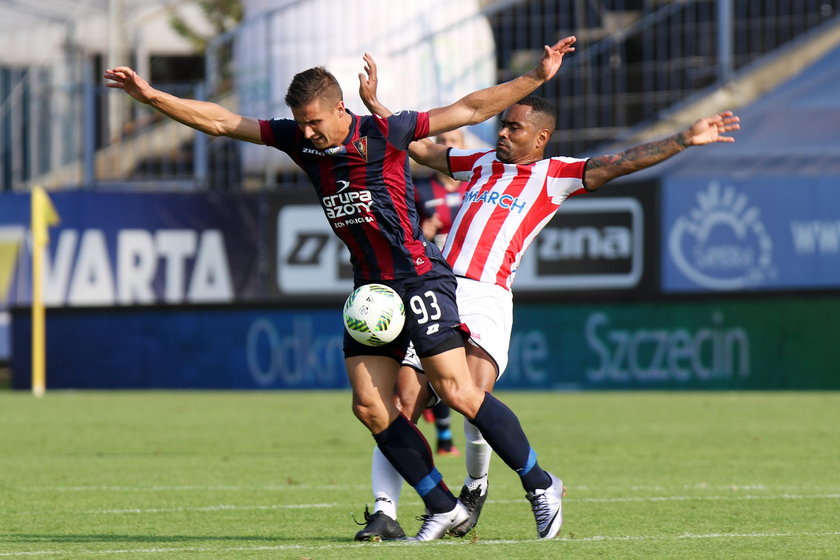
[516,95,556,133]
[284,66,343,108]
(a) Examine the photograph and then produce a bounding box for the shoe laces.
[413,511,443,540]
[527,488,553,525]
[460,486,483,510]
[351,505,372,526]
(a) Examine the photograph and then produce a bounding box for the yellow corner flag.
[31,186,60,397]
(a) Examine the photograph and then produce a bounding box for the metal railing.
[486,0,839,157]
[1,0,839,192]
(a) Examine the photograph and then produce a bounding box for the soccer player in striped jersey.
[360,59,741,539]
[104,35,577,542]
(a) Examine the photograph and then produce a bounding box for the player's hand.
[421,214,443,241]
[535,36,576,82]
[359,53,392,117]
[683,111,741,146]
[103,66,155,104]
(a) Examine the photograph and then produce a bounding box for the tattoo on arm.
[586,132,688,177]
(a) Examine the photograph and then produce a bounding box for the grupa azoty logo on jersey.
[668,181,775,290]
[322,180,374,227]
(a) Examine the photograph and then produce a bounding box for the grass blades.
[1,391,839,559]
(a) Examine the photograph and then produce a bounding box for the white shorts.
[402,276,513,379]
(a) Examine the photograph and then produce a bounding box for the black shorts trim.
[417,331,465,359]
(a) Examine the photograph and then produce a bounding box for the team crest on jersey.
[353,137,368,161]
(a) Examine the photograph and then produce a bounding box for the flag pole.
[31,187,59,397]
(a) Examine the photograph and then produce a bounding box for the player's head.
[285,66,349,149]
[435,128,466,150]
[495,95,556,164]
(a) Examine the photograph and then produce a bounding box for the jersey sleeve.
[258,118,299,153]
[447,148,493,182]
[384,111,430,149]
[546,156,588,202]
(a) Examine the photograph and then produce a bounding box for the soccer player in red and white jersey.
[360,59,741,539]
[105,37,579,542]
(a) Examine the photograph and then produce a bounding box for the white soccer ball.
[343,284,406,346]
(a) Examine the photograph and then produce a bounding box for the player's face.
[495,104,542,164]
[291,97,347,149]
[435,129,465,149]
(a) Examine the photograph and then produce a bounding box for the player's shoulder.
[359,110,420,132]
[449,147,495,163]
[546,155,587,164]
[544,155,588,180]
[259,117,301,148]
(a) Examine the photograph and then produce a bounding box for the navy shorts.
[343,258,466,362]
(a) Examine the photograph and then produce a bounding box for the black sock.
[373,414,457,513]
[469,392,552,492]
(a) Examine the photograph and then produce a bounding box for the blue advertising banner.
[1,191,263,309]
[11,306,348,390]
[1,194,31,360]
[662,176,840,292]
[13,295,840,390]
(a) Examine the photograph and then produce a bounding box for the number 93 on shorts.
[343,260,466,361]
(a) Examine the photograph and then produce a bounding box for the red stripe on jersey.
[450,150,492,176]
[444,161,496,267]
[344,116,379,279]
[548,158,587,180]
[488,159,587,286]
[258,119,276,145]
[493,178,554,287]
[413,112,431,140]
[465,163,532,281]
[316,141,371,278]
[382,144,427,277]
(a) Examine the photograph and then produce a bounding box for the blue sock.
[469,392,552,492]
[373,414,457,513]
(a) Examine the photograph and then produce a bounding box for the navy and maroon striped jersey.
[259,110,441,281]
[414,175,470,238]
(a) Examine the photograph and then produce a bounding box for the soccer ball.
[343,284,406,346]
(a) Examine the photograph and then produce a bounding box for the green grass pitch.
[1,390,839,559]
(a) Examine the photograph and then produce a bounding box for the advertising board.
[663,176,840,292]
[13,295,840,390]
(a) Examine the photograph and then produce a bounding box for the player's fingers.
[110,66,133,76]
[551,35,576,49]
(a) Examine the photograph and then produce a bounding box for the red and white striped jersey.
[442,148,588,290]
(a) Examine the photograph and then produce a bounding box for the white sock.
[463,418,491,493]
[371,446,402,519]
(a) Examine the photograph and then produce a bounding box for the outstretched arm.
[104,66,263,144]
[359,54,450,174]
[584,111,741,190]
[426,36,576,136]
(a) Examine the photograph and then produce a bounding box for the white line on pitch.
[1,531,840,557]
[3,493,840,517]
[23,484,369,492]
[23,483,840,494]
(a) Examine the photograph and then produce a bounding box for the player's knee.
[433,382,481,419]
[351,401,376,428]
[352,401,390,433]
[395,386,425,423]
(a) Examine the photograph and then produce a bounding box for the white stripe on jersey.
[442,148,587,290]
